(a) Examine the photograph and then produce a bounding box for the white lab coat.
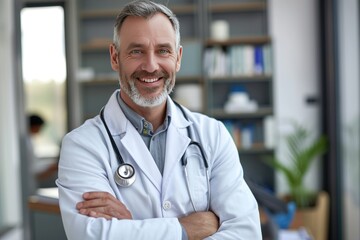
[56,90,261,239]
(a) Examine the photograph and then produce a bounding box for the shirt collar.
[117,93,172,136]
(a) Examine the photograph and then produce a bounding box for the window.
[21,5,67,159]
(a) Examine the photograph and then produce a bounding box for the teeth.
[140,78,158,83]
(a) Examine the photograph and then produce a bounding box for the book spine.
[254,45,264,75]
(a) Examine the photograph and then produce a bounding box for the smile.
[139,77,160,83]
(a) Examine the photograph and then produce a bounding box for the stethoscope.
[100,102,210,212]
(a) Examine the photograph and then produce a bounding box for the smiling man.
[56,1,261,239]
[111,11,180,130]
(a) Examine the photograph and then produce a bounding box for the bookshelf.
[77,0,274,189]
[203,0,274,189]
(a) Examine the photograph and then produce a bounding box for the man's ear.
[176,45,183,72]
[109,44,119,71]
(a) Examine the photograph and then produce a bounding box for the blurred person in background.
[27,114,58,194]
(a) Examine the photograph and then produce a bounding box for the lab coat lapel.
[162,101,191,190]
[104,91,162,192]
[121,124,162,192]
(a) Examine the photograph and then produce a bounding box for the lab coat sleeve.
[205,121,262,239]
[56,122,183,240]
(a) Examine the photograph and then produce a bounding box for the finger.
[88,210,113,220]
[77,193,119,209]
[79,208,113,220]
[82,191,115,200]
[79,207,132,220]
[77,198,111,209]
[89,205,131,219]
[76,199,132,218]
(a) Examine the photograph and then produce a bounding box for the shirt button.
[163,201,172,210]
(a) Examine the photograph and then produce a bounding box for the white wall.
[0,0,22,229]
[338,0,360,239]
[269,0,321,194]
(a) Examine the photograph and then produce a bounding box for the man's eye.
[159,49,170,54]
[130,50,142,55]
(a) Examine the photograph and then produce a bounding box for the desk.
[28,188,66,240]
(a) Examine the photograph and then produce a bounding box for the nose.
[141,52,159,73]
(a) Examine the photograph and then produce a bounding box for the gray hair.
[113,0,181,51]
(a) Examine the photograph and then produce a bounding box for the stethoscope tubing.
[101,108,136,187]
[100,108,125,165]
[100,101,210,211]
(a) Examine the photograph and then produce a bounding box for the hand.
[179,211,219,240]
[76,191,132,220]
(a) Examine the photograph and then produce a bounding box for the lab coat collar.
[103,90,191,135]
[167,96,191,129]
[103,90,128,136]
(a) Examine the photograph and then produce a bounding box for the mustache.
[131,70,169,79]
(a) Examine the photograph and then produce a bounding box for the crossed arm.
[76,191,219,240]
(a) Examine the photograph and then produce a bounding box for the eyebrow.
[126,42,174,51]
[126,43,144,51]
[157,43,173,49]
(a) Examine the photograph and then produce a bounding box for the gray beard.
[121,77,174,108]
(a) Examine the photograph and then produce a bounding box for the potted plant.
[266,122,328,208]
[264,122,330,239]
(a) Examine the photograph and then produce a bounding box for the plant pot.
[290,191,330,240]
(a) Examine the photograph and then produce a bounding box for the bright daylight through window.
[21,6,67,159]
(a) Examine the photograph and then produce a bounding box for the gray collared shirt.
[117,94,171,175]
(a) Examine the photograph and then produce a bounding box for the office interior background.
[0,0,359,239]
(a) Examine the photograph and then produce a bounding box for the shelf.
[205,36,271,47]
[81,39,112,52]
[80,4,197,19]
[28,196,60,214]
[169,4,198,14]
[176,76,203,83]
[208,75,272,82]
[80,78,118,86]
[238,147,274,155]
[209,2,267,13]
[211,107,273,119]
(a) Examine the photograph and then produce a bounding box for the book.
[263,44,273,75]
[254,45,264,75]
[243,45,255,76]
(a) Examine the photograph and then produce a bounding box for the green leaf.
[263,121,328,208]
[265,157,298,186]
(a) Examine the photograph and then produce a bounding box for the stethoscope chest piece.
[114,163,136,187]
